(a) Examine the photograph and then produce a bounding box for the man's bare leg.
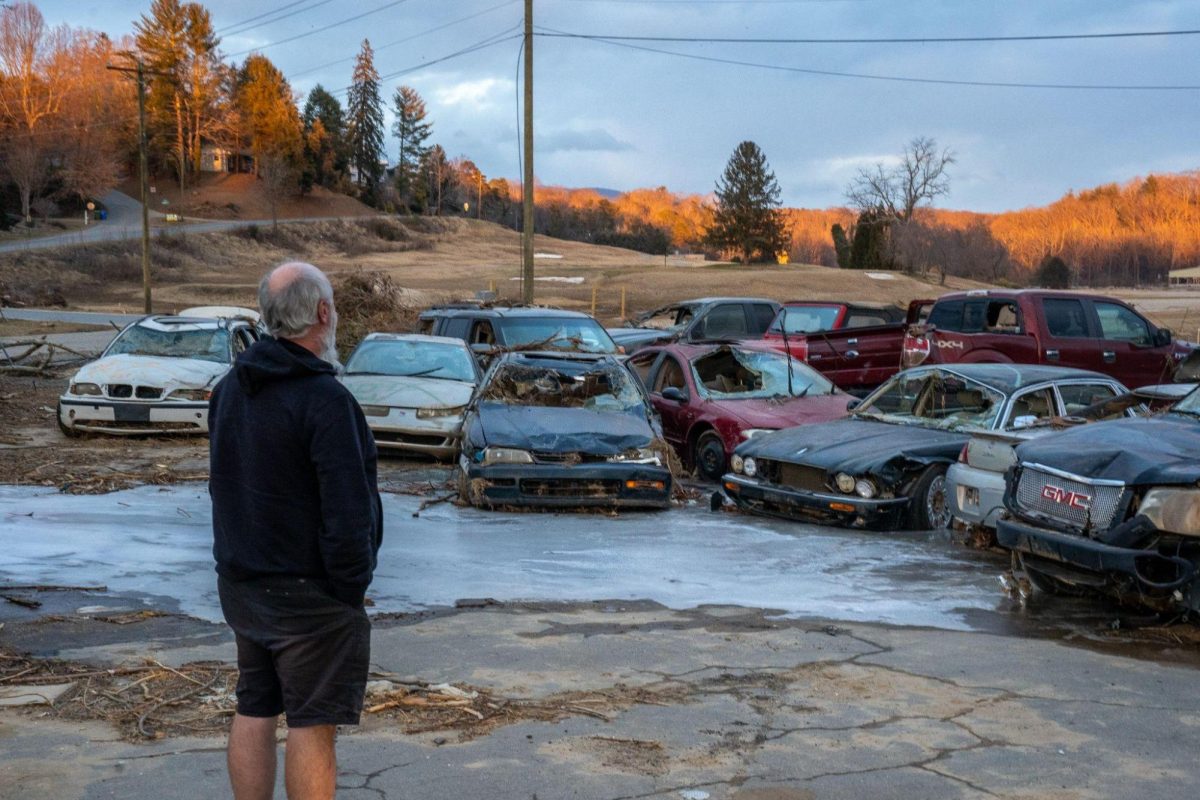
[285,725,337,800]
[228,713,279,800]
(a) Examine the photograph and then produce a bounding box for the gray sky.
[47,0,1200,212]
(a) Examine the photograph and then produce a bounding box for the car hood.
[739,417,969,479]
[475,403,655,454]
[707,393,848,429]
[73,354,228,390]
[341,375,474,408]
[1015,415,1200,486]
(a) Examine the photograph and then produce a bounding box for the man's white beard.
[320,310,343,373]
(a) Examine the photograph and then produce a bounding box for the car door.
[1037,296,1104,374]
[650,353,692,449]
[748,303,779,337]
[1090,300,1172,387]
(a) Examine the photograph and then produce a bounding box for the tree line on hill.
[1,0,1196,286]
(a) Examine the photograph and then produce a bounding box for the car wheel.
[56,402,81,438]
[909,465,951,530]
[693,431,727,482]
[1017,552,1088,597]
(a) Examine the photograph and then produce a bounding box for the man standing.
[210,261,383,800]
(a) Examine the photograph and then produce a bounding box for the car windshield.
[345,340,476,382]
[691,346,834,399]
[855,370,1004,431]
[106,325,230,364]
[1170,386,1200,418]
[481,360,646,413]
[770,305,842,334]
[498,317,616,353]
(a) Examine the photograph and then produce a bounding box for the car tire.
[908,465,951,530]
[56,402,81,438]
[1017,552,1088,597]
[693,431,727,482]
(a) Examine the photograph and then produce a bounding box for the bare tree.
[258,153,295,231]
[846,136,955,222]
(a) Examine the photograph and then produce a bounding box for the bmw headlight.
[70,382,101,396]
[743,457,757,478]
[417,405,467,419]
[608,448,663,466]
[731,454,744,474]
[171,388,211,401]
[741,428,775,441]
[854,478,878,499]
[481,447,534,465]
[1138,488,1200,536]
[359,405,390,417]
[835,472,856,493]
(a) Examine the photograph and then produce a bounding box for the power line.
[217,0,332,36]
[288,0,519,80]
[538,28,1200,45]
[539,28,1200,90]
[228,0,412,59]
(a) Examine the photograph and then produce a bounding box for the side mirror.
[1155,328,1172,347]
[846,397,861,411]
[661,386,688,403]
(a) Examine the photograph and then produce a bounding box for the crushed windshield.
[482,362,645,412]
[691,347,834,399]
[499,318,616,353]
[1171,386,1200,417]
[638,305,694,331]
[857,370,1003,431]
[106,325,230,364]
[769,305,842,334]
[345,340,476,382]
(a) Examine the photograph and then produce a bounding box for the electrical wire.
[287,0,519,80]
[217,0,333,36]
[536,27,1200,90]
[227,0,413,59]
[537,28,1200,45]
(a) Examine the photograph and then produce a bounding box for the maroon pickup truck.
[902,290,1192,388]
[761,301,929,394]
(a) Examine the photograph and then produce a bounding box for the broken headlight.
[1137,488,1200,536]
[70,382,102,396]
[608,448,662,466]
[171,388,212,401]
[359,405,390,417]
[835,473,856,493]
[417,405,466,419]
[481,447,534,465]
[743,457,758,478]
[731,454,744,473]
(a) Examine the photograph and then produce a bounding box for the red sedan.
[627,342,851,481]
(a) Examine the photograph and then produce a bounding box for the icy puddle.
[0,485,1014,630]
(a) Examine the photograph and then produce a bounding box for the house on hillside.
[1169,266,1200,287]
[200,143,253,174]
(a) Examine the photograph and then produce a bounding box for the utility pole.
[521,0,534,304]
[108,54,156,314]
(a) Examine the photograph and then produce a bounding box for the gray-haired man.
[210,262,383,799]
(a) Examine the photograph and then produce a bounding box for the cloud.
[809,154,903,182]
[432,77,512,109]
[540,128,634,154]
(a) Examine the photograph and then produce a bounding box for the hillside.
[117,173,376,221]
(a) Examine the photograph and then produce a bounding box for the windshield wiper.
[395,367,442,378]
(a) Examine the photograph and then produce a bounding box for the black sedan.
[458,352,672,510]
[998,387,1200,614]
[722,364,1124,531]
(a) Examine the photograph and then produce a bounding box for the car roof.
[361,332,468,347]
[495,350,620,367]
[664,297,779,307]
[932,289,1123,303]
[906,363,1119,394]
[421,305,598,320]
[178,305,260,321]
[134,315,230,331]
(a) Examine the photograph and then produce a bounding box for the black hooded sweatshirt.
[209,337,383,607]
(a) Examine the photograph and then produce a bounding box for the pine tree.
[302,85,347,188]
[704,141,786,263]
[392,85,431,210]
[345,39,385,202]
[135,0,189,189]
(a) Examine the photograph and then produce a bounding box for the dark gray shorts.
[218,575,370,727]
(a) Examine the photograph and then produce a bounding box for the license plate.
[113,404,151,423]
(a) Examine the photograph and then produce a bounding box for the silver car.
[948,375,1131,533]
[341,333,481,459]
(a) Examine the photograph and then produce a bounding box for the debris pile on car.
[481,363,627,408]
[331,270,423,357]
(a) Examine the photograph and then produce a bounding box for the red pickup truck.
[902,290,1192,388]
[761,301,928,394]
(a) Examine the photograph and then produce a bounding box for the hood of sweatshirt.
[235,337,337,396]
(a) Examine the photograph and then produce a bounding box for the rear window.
[772,304,842,334]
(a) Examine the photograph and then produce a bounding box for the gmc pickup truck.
[902,290,1192,389]
[760,300,929,394]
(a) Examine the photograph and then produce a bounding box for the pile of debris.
[0,338,92,376]
[331,270,422,358]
